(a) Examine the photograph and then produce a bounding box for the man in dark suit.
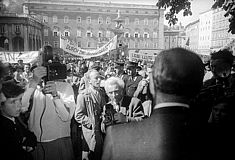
[125,61,143,97]
[114,61,128,83]
[0,81,37,160]
[101,77,144,132]
[102,48,205,160]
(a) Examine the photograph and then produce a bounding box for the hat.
[114,61,125,68]
[126,61,138,69]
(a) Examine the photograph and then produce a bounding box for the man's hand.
[43,81,57,96]
[32,66,47,84]
[114,112,127,123]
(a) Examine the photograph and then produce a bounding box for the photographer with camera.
[193,49,235,128]
[21,45,76,160]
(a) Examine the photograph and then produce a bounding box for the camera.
[39,45,67,82]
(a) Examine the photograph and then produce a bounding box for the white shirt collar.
[154,102,189,110]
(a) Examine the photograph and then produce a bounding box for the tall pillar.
[23,23,29,51]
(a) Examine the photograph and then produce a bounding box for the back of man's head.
[152,48,204,98]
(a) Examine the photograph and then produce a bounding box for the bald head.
[152,48,204,98]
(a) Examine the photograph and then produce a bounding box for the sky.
[85,0,215,26]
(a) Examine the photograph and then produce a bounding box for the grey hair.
[104,76,125,91]
[86,69,99,80]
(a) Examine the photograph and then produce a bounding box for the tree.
[0,0,24,14]
[156,0,235,34]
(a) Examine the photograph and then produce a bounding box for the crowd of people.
[0,46,234,160]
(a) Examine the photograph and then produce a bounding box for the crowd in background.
[0,46,234,160]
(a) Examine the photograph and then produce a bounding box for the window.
[87,17,91,24]
[124,32,130,38]
[43,16,48,23]
[0,25,5,33]
[52,15,57,23]
[98,17,103,24]
[154,42,158,48]
[53,31,58,37]
[135,18,139,25]
[77,16,81,23]
[144,42,149,48]
[98,31,102,38]
[87,42,91,48]
[134,32,139,38]
[144,18,148,25]
[77,41,81,48]
[54,41,59,48]
[106,17,111,24]
[153,32,158,38]
[134,42,139,48]
[44,41,49,45]
[143,32,149,38]
[44,29,48,36]
[64,31,70,37]
[153,18,158,25]
[86,31,92,37]
[64,16,69,23]
[15,25,20,33]
[77,30,82,37]
[106,31,111,38]
[125,17,129,25]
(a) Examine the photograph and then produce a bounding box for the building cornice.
[24,0,163,10]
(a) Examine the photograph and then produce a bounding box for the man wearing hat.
[125,61,143,97]
[102,48,205,160]
[194,49,235,128]
[114,61,128,83]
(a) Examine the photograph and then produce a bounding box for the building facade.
[164,24,186,50]
[0,12,44,52]
[24,0,164,56]
[211,8,234,51]
[198,9,213,55]
[185,20,199,53]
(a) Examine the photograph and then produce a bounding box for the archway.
[0,36,9,50]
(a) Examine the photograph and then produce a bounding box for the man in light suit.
[102,47,205,160]
[101,77,144,132]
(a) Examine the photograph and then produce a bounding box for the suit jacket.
[75,86,106,156]
[102,96,144,127]
[102,106,200,160]
[0,115,36,160]
[125,75,142,97]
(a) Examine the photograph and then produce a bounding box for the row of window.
[37,5,158,15]
[211,39,230,48]
[200,35,211,41]
[198,45,211,49]
[0,25,21,34]
[44,29,159,39]
[43,15,158,26]
[45,41,159,49]
[212,30,230,40]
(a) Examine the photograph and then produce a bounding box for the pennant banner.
[60,35,117,58]
[0,51,39,63]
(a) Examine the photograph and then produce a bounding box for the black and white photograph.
[0,0,235,160]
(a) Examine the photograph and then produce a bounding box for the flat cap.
[152,47,204,97]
